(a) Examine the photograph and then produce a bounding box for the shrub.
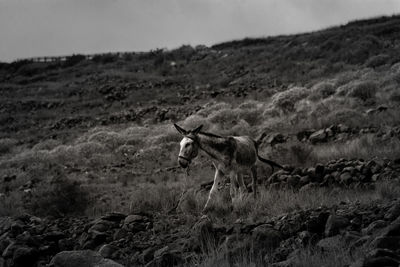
[196,102,231,117]
[182,115,210,130]
[87,131,125,150]
[92,53,118,64]
[309,81,336,101]
[0,138,18,155]
[208,108,238,126]
[347,80,377,101]
[365,54,390,68]
[32,139,61,151]
[64,54,86,67]
[271,87,309,113]
[25,178,89,217]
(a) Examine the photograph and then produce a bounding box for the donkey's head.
[174,124,203,168]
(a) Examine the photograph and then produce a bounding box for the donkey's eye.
[185,143,190,147]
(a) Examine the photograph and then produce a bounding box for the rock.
[2,242,17,258]
[316,235,342,251]
[367,248,400,261]
[384,201,400,221]
[140,247,156,264]
[12,247,38,267]
[299,176,310,186]
[100,213,127,223]
[58,238,75,251]
[315,164,325,177]
[305,212,330,234]
[296,129,314,142]
[362,256,400,267]
[98,244,119,258]
[82,230,108,249]
[251,225,282,252]
[362,220,388,235]
[370,236,400,251]
[287,175,300,187]
[325,214,349,237]
[383,216,400,236]
[267,133,286,146]
[309,129,327,144]
[337,124,350,132]
[299,183,318,192]
[43,231,66,242]
[339,172,353,185]
[123,214,151,233]
[148,246,183,267]
[89,221,113,233]
[50,250,123,267]
[113,228,128,241]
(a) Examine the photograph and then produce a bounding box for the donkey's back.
[230,136,257,167]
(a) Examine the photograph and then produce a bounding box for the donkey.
[174,124,283,213]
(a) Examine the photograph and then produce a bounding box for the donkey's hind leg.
[251,166,258,199]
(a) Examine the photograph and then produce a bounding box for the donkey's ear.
[174,123,187,135]
[192,125,203,135]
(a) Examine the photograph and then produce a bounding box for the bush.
[92,53,118,64]
[271,87,309,113]
[32,139,61,151]
[25,178,89,217]
[347,80,377,101]
[0,138,18,155]
[365,54,390,68]
[64,54,86,67]
[309,81,336,101]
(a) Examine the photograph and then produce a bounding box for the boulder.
[251,225,282,252]
[99,244,119,258]
[384,202,400,221]
[123,215,151,233]
[316,235,342,251]
[309,129,327,144]
[50,250,123,267]
[362,220,388,235]
[325,214,349,237]
[12,247,38,267]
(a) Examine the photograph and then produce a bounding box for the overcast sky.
[0,0,399,62]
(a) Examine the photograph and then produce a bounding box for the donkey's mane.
[199,131,223,138]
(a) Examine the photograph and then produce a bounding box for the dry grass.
[312,134,400,163]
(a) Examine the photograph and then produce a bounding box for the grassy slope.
[0,15,400,219]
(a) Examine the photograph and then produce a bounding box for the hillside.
[1,15,400,267]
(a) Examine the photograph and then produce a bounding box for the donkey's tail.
[257,154,283,173]
[255,132,267,148]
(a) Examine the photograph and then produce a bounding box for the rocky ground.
[1,157,400,267]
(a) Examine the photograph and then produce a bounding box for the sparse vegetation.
[1,14,400,267]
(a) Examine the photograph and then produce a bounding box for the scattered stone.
[309,129,327,144]
[50,250,123,267]
[325,214,350,237]
[12,247,38,267]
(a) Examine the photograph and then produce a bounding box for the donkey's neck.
[197,132,232,163]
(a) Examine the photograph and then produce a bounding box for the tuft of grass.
[376,180,400,200]
[25,178,90,217]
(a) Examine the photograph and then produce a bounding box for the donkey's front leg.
[229,171,239,202]
[203,169,223,213]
